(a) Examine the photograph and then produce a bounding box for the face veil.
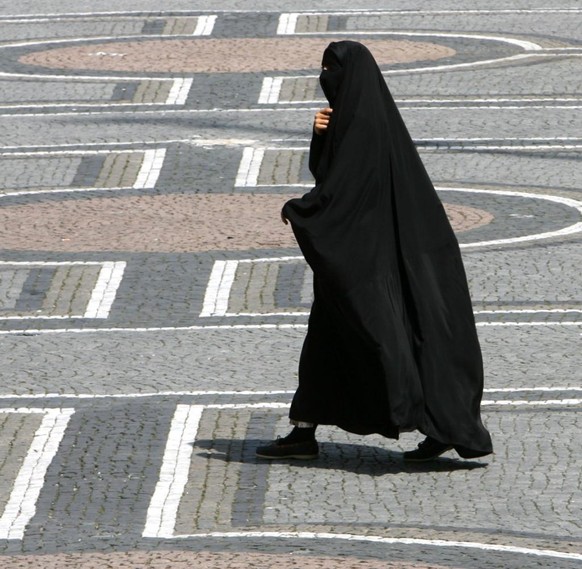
[319,49,343,105]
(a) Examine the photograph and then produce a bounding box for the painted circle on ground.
[0,194,490,253]
[17,38,456,73]
[437,187,582,248]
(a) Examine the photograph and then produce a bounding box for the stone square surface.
[0,2,580,568]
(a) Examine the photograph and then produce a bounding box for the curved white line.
[0,34,192,82]
[436,187,582,248]
[371,30,542,51]
[0,29,544,82]
[0,182,580,249]
[173,531,582,561]
[0,32,200,50]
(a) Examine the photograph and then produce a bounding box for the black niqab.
[282,41,492,456]
[319,50,343,105]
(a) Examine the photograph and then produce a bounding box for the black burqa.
[282,41,492,457]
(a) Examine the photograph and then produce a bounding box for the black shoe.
[256,437,319,460]
[403,436,453,461]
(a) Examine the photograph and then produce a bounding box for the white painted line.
[383,51,542,75]
[0,186,153,199]
[1,387,580,401]
[485,387,582,393]
[243,183,312,188]
[235,148,255,187]
[199,260,239,317]
[0,149,132,156]
[278,27,544,76]
[273,94,582,106]
[0,321,581,336]
[482,399,582,406]
[371,8,582,14]
[166,78,193,106]
[0,148,167,194]
[237,179,582,247]
[258,77,284,105]
[220,309,582,318]
[0,139,259,152]
[277,100,582,107]
[0,408,57,413]
[0,260,124,321]
[0,10,305,19]
[172,531,582,562]
[133,148,166,189]
[5,97,582,118]
[432,143,582,149]
[84,262,127,319]
[206,403,291,410]
[0,315,86,321]
[233,171,582,247]
[225,312,309,317]
[0,17,155,23]
[280,9,582,17]
[400,97,582,105]
[0,397,577,409]
[193,14,217,36]
[0,102,192,111]
[475,309,582,315]
[0,408,74,540]
[0,35,161,51]
[200,400,580,409]
[425,136,582,143]
[437,187,582,248]
[0,261,105,266]
[237,255,317,263]
[148,399,581,545]
[2,136,575,153]
[235,147,265,187]
[301,267,314,305]
[383,51,582,76]
[0,323,308,335]
[279,17,544,50]
[0,390,297,400]
[1,8,581,19]
[276,13,298,35]
[477,322,582,327]
[0,35,197,82]
[143,404,203,538]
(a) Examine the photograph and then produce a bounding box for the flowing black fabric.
[282,41,492,456]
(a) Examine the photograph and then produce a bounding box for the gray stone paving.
[0,325,580,395]
[0,2,580,568]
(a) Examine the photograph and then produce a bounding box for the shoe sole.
[403,446,453,462]
[255,452,319,460]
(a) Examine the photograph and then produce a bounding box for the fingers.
[313,107,333,135]
[281,211,289,225]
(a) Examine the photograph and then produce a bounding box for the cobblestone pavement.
[0,1,581,567]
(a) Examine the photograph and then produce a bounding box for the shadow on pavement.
[192,438,488,475]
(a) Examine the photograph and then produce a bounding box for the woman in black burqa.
[256,40,492,461]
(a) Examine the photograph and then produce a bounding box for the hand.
[281,210,289,225]
[314,107,333,135]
